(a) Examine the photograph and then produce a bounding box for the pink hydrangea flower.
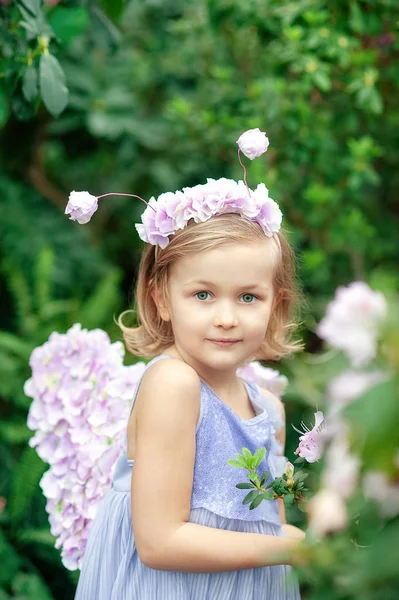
[293,410,326,463]
[24,323,146,570]
[237,128,270,160]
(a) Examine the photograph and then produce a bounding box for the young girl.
[71,132,306,599]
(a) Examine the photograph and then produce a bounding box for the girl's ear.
[151,289,171,322]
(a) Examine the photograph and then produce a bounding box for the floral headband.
[65,128,282,248]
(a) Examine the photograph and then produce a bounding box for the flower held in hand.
[293,411,326,463]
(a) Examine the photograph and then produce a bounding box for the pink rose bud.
[65,191,99,224]
[237,128,270,160]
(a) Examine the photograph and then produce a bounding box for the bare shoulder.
[135,357,201,422]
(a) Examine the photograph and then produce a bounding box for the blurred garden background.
[1,0,398,598]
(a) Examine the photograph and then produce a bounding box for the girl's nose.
[213,304,239,328]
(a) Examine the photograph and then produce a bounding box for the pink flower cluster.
[135,177,282,249]
[24,324,146,571]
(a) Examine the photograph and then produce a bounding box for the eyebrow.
[183,280,269,291]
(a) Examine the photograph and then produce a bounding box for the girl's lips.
[207,339,240,346]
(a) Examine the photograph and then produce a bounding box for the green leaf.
[17,0,41,16]
[17,527,56,547]
[12,572,53,600]
[34,246,53,310]
[0,528,21,586]
[227,458,247,469]
[243,490,259,505]
[0,331,32,360]
[8,446,47,524]
[48,7,89,45]
[241,447,252,461]
[88,5,121,51]
[236,483,256,489]
[0,420,31,444]
[79,267,122,329]
[262,491,275,501]
[293,471,309,484]
[252,446,266,467]
[0,83,10,127]
[39,53,69,117]
[284,493,295,506]
[249,494,265,510]
[312,70,331,92]
[98,0,127,22]
[22,64,38,103]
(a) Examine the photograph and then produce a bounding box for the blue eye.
[241,293,256,303]
[195,291,211,301]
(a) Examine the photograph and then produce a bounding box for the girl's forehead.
[169,241,277,285]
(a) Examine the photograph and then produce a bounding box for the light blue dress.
[75,354,301,599]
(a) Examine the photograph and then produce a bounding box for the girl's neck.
[161,345,243,399]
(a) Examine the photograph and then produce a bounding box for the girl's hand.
[281,524,306,541]
[282,524,308,567]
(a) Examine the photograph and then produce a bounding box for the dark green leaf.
[8,446,47,524]
[39,53,69,117]
[284,493,295,506]
[88,5,121,51]
[11,91,36,120]
[242,490,259,505]
[22,64,38,103]
[17,0,41,17]
[48,6,89,45]
[0,84,10,127]
[249,494,265,510]
[98,0,127,22]
[236,483,256,489]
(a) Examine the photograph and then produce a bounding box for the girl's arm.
[130,359,303,574]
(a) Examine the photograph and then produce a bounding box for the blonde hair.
[117,213,305,361]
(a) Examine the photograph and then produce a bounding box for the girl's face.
[159,240,277,372]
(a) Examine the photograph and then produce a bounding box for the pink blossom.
[237,128,270,160]
[363,471,399,518]
[322,432,360,499]
[317,281,387,367]
[236,361,288,397]
[293,411,326,463]
[308,488,348,535]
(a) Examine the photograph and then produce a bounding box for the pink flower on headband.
[135,178,282,248]
[65,191,98,224]
[237,128,270,160]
